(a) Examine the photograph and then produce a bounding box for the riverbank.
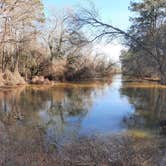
[122,75,160,82]
[122,75,166,88]
[0,70,113,89]
[1,69,166,89]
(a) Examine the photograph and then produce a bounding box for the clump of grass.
[127,129,152,139]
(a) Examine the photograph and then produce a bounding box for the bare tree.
[0,0,44,72]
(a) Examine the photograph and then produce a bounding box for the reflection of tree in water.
[0,85,95,151]
[120,84,166,130]
[0,86,26,124]
[40,87,94,149]
[0,87,47,156]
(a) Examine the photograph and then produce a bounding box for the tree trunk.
[14,53,19,72]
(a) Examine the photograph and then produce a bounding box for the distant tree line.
[68,0,166,84]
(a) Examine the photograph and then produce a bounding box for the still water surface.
[0,74,166,148]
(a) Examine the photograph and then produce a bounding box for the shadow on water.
[0,74,166,153]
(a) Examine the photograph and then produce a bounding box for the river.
[0,74,166,165]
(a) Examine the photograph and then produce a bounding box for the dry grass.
[123,82,166,89]
[0,133,165,166]
[0,70,26,87]
[53,82,107,88]
[55,135,166,166]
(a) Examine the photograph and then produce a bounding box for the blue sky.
[42,0,134,30]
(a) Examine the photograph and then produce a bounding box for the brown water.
[0,74,166,151]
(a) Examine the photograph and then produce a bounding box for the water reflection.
[121,80,166,131]
[0,75,166,151]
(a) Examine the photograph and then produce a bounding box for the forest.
[120,0,166,84]
[0,0,117,86]
[0,0,165,86]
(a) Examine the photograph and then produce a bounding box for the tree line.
[120,0,166,84]
[0,0,165,85]
[68,0,166,84]
[0,0,116,85]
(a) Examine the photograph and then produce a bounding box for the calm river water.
[0,74,166,149]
